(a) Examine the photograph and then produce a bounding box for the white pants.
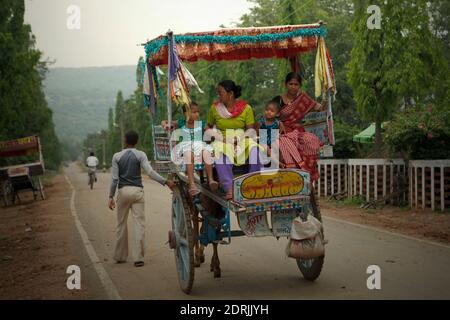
[114,186,145,263]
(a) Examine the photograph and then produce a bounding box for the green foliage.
[61,139,82,162]
[83,61,154,164]
[326,195,366,208]
[429,0,450,67]
[384,105,450,159]
[333,120,370,158]
[348,0,450,156]
[0,0,61,169]
[240,0,358,125]
[341,195,366,207]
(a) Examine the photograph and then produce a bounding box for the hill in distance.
[43,65,137,144]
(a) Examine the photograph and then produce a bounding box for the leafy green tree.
[107,107,115,164]
[88,60,155,164]
[333,120,369,158]
[348,0,449,157]
[0,0,61,169]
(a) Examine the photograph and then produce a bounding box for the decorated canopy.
[144,23,327,66]
[0,135,40,158]
[142,23,336,147]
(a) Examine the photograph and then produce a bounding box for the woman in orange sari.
[272,72,324,181]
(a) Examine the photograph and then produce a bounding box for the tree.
[348,0,448,157]
[114,91,125,150]
[0,0,61,169]
[107,107,115,163]
[87,59,155,164]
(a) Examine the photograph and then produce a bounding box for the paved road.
[65,163,450,299]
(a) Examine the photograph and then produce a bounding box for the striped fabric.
[277,92,323,181]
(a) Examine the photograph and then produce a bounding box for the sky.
[24,0,254,68]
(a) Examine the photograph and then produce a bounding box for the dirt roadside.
[320,199,450,245]
[0,174,106,299]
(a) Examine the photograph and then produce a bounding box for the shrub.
[384,105,450,160]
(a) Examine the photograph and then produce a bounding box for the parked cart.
[0,135,45,206]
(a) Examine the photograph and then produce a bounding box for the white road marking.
[322,215,450,249]
[64,174,122,300]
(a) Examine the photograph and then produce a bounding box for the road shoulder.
[320,199,450,245]
[0,174,106,299]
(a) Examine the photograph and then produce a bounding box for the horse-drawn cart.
[0,135,45,206]
[142,22,335,293]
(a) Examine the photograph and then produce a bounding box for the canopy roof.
[0,135,40,158]
[144,23,327,66]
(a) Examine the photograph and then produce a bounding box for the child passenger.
[255,100,285,157]
[161,102,219,196]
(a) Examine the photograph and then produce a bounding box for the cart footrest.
[218,230,245,239]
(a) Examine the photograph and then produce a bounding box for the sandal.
[209,180,219,192]
[134,261,144,267]
[189,184,200,197]
[224,189,233,200]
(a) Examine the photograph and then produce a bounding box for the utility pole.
[102,138,106,167]
[120,114,124,149]
[98,130,107,172]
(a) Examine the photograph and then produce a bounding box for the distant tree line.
[83,62,153,166]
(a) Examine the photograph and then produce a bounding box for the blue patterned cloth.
[258,116,280,147]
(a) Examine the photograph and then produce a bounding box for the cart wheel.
[297,187,324,281]
[38,178,45,200]
[171,184,195,294]
[1,181,12,207]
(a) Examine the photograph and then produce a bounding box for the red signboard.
[0,136,39,158]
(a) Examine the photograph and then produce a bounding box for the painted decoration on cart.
[239,197,310,213]
[233,169,310,203]
[237,211,272,237]
[0,136,39,158]
[271,209,299,237]
[303,111,333,158]
[303,111,329,143]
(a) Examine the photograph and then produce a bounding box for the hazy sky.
[25,0,253,68]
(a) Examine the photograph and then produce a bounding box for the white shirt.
[86,156,99,167]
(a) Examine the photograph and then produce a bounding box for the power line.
[278,0,316,25]
[248,0,316,27]
[248,0,290,26]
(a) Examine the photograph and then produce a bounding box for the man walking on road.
[108,130,175,267]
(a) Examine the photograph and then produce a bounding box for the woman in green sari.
[207,80,264,199]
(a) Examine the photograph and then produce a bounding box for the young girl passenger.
[161,102,219,196]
